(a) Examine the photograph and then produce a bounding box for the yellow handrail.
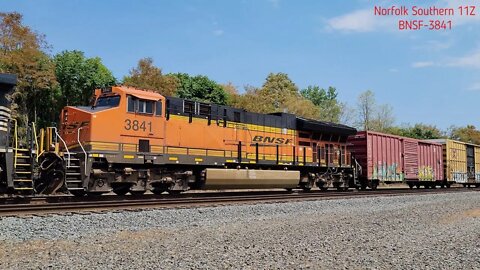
[32,122,39,161]
[37,128,45,161]
[11,119,18,168]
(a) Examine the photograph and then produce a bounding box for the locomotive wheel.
[70,190,86,197]
[113,188,129,196]
[151,188,167,195]
[130,190,146,196]
[87,192,104,196]
[167,190,182,195]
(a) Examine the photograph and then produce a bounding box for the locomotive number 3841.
[124,119,152,132]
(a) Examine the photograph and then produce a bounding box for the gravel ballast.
[0,191,479,269]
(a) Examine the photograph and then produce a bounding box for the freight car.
[348,131,445,189]
[49,86,359,196]
[427,139,480,187]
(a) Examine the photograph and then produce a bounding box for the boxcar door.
[466,145,475,180]
[403,139,419,180]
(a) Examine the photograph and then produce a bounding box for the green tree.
[301,86,342,123]
[410,124,443,139]
[449,125,480,144]
[123,57,178,96]
[171,73,228,105]
[260,72,298,110]
[0,12,58,129]
[54,50,116,107]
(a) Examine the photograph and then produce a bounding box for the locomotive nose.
[59,107,92,148]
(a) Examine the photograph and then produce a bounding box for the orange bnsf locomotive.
[54,86,358,196]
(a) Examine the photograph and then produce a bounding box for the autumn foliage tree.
[123,57,178,96]
[448,125,480,145]
[0,12,58,128]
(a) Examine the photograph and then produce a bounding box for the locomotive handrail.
[77,127,87,176]
[52,127,71,168]
[11,118,18,168]
[32,122,39,161]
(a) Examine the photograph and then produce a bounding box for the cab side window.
[155,101,162,116]
[127,96,136,112]
[126,95,155,115]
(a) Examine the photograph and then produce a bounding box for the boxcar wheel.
[130,191,146,196]
[408,183,414,189]
[285,188,293,192]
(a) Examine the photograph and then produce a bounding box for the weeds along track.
[0,188,477,217]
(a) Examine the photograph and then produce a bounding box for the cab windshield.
[95,95,120,107]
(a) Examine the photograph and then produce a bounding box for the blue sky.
[3,0,479,129]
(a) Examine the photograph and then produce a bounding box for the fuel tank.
[204,168,300,189]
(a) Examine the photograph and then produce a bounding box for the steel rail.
[0,188,477,217]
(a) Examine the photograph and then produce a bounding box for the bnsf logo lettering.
[252,135,291,145]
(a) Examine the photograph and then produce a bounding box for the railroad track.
[0,188,477,217]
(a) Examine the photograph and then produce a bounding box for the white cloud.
[414,40,453,51]
[446,51,480,68]
[411,49,480,69]
[326,9,378,32]
[212,29,224,36]
[412,61,435,68]
[267,0,280,8]
[467,82,480,91]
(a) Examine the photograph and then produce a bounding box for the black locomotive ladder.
[64,154,83,192]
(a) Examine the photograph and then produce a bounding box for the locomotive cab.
[60,86,165,153]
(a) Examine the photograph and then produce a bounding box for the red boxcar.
[348,131,444,189]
